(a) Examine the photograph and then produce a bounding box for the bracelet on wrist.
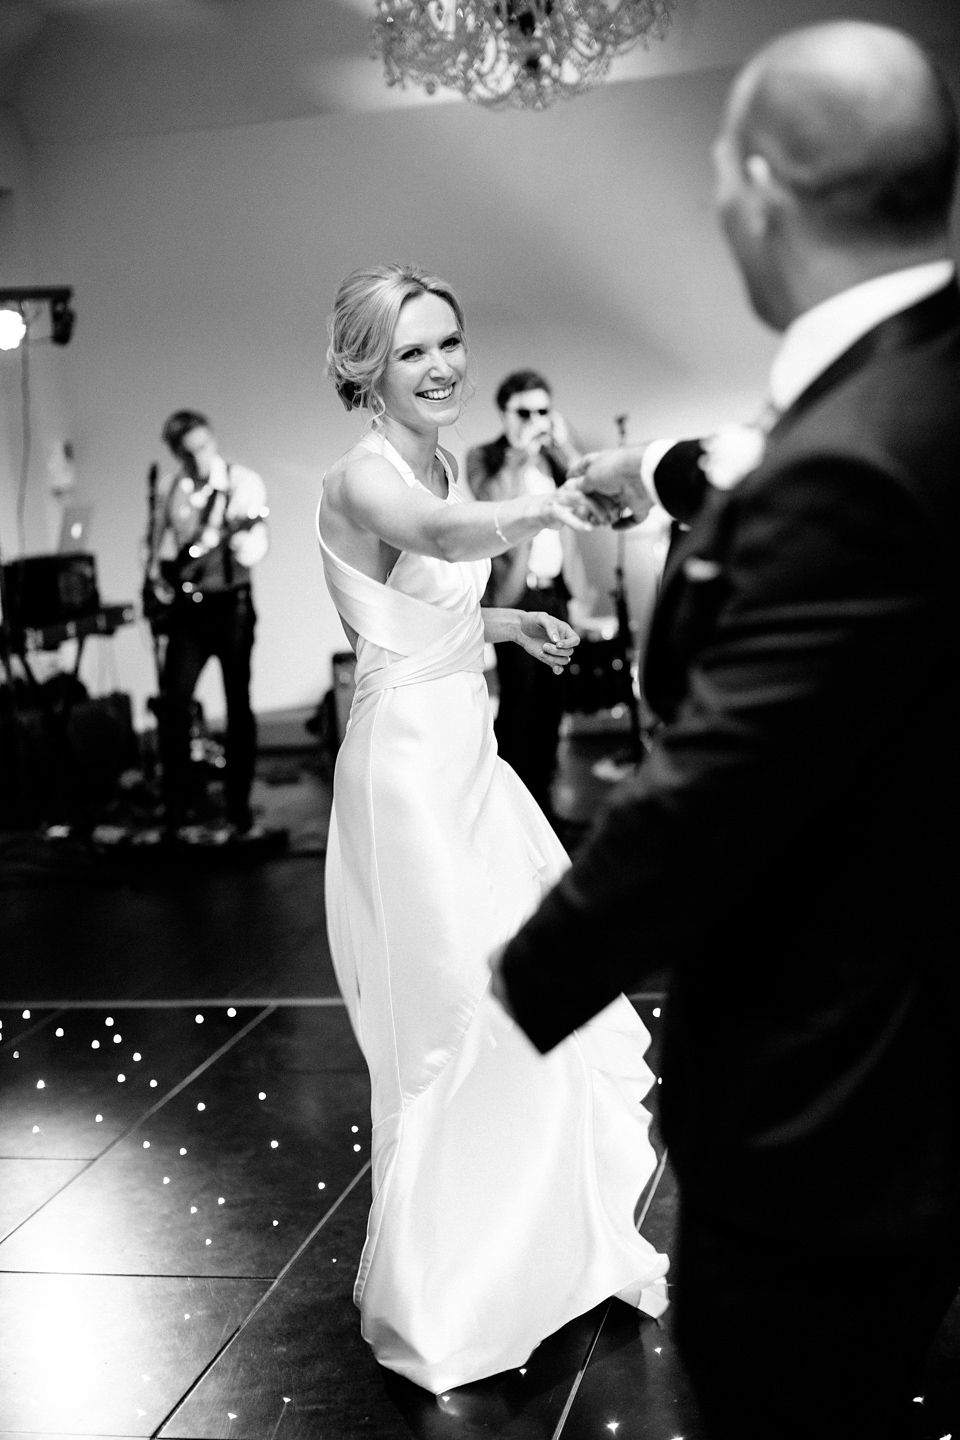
[493,504,509,547]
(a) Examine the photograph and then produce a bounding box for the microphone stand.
[0,527,16,690]
[144,463,163,682]
[610,413,646,767]
[0,520,29,825]
[143,462,168,794]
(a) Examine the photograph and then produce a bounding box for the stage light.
[0,287,75,347]
[0,308,26,350]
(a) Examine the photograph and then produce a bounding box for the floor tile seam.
[0,1154,94,1161]
[0,993,667,1008]
[636,1146,670,1233]
[154,1159,372,1440]
[0,1268,278,1279]
[0,1433,150,1439]
[551,1146,671,1440]
[0,1009,65,1052]
[549,1299,614,1440]
[0,997,347,1009]
[0,1007,275,1250]
[631,1141,669,1231]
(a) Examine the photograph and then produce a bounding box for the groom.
[492,20,960,1439]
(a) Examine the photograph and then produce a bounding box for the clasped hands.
[524,443,656,673]
[551,445,656,531]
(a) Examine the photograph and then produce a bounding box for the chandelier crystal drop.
[372,0,677,110]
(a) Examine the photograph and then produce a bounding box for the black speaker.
[0,688,136,825]
[2,553,100,631]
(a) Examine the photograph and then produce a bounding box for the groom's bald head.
[728,21,958,245]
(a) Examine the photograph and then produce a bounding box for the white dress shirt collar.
[769,259,956,414]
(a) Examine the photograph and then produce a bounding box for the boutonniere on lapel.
[699,422,768,491]
[682,555,723,582]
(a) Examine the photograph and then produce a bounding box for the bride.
[317,263,669,1395]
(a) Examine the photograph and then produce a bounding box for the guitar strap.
[169,463,236,590]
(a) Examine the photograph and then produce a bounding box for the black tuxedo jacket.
[501,282,960,1255]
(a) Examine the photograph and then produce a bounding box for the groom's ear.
[742,152,793,235]
[745,153,773,188]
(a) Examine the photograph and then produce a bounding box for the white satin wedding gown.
[318,431,668,1394]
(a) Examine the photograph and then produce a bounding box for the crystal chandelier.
[372,0,677,110]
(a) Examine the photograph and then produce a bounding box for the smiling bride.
[316,263,669,1394]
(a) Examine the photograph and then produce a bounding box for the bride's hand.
[516,612,580,673]
[540,481,610,532]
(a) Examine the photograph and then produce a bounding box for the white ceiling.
[0,0,958,143]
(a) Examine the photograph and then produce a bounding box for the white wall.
[15,52,960,722]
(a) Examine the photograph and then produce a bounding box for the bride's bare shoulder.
[327,443,400,492]
[321,445,403,529]
[325,443,363,484]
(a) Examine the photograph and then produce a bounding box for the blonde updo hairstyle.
[326,263,467,424]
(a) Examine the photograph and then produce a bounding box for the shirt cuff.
[639,438,679,506]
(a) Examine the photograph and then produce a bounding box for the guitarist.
[146,409,269,839]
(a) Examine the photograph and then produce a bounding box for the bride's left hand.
[516,612,580,674]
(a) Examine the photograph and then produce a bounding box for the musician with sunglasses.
[467,370,593,825]
[146,409,269,839]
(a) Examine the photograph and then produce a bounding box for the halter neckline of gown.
[357,430,452,502]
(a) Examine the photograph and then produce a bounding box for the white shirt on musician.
[159,453,269,570]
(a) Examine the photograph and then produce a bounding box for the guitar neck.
[224,511,266,537]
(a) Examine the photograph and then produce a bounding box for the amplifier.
[1,552,100,631]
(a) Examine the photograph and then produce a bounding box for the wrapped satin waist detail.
[353,612,485,703]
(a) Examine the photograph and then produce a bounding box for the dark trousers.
[493,582,568,820]
[158,587,257,829]
[673,1199,960,1440]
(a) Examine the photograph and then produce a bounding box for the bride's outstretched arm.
[336,454,601,563]
[482,608,580,673]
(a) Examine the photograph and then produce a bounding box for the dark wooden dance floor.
[1,738,958,1439]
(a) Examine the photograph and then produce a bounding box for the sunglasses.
[510,406,551,421]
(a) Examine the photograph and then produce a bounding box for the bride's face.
[379,293,466,432]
